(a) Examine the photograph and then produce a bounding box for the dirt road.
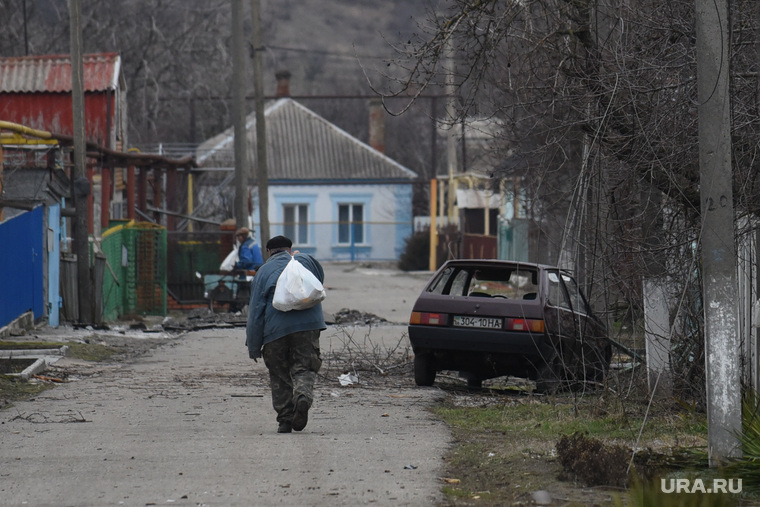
[1,263,448,506]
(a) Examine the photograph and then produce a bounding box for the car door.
[560,273,605,344]
[544,270,580,369]
[559,272,609,379]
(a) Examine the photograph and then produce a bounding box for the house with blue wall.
[196,97,418,261]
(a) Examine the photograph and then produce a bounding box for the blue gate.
[0,207,44,328]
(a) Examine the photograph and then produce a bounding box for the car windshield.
[428,265,539,300]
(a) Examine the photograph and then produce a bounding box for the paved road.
[2,263,448,507]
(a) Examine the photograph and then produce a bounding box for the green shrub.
[398,229,430,271]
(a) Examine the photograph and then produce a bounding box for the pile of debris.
[164,308,248,330]
[330,308,387,326]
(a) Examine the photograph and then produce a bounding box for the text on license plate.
[453,316,503,329]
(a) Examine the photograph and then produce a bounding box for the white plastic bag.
[220,246,238,272]
[272,256,326,312]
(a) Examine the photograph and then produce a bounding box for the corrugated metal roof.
[197,98,417,181]
[0,53,121,93]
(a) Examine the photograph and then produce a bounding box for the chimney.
[368,97,385,153]
[275,70,291,97]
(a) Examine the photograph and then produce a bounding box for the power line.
[265,44,393,61]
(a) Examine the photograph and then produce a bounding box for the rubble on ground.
[331,308,387,326]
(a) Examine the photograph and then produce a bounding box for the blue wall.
[0,206,44,328]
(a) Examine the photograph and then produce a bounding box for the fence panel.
[0,206,44,327]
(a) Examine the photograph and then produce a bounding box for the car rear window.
[427,265,539,300]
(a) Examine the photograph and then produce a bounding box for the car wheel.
[414,353,436,386]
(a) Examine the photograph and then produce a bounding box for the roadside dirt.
[432,383,622,506]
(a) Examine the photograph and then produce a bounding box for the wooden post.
[87,164,94,234]
[232,0,249,231]
[138,167,147,216]
[251,0,271,248]
[126,165,135,220]
[166,167,177,231]
[101,166,111,231]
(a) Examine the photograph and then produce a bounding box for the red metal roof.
[0,52,121,93]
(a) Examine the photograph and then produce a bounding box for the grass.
[0,340,121,410]
[65,342,120,362]
[433,388,713,506]
[0,340,66,350]
[434,395,708,443]
[0,376,53,407]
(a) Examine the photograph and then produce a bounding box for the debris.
[332,308,387,325]
[32,375,65,383]
[404,465,418,470]
[532,490,552,505]
[338,372,358,386]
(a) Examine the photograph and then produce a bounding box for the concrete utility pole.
[231,0,249,230]
[695,0,742,465]
[69,0,92,324]
[250,0,270,249]
[445,39,457,222]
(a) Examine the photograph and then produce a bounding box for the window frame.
[282,203,309,245]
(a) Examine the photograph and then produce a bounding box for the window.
[463,208,499,235]
[464,268,538,298]
[561,273,590,314]
[283,204,309,245]
[338,203,364,244]
[547,272,572,309]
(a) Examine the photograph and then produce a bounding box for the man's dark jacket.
[245,251,326,359]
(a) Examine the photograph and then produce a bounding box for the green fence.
[101,221,167,320]
[167,232,228,302]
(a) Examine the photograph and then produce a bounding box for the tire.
[414,353,436,386]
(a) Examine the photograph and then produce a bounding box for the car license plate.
[453,316,503,329]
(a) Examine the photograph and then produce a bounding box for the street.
[1,263,448,506]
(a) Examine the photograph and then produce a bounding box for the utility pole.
[695,0,741,465]
[69,0,92,324]
[231,0,249,230]
[445,40,457,223]
[250,0,270,249]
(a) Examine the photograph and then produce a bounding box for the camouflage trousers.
[261,329,322,424]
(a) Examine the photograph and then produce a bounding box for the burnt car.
[408,260,611,391]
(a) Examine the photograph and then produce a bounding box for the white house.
[196,96,418,261]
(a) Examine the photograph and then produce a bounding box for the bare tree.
[378,0,760,401]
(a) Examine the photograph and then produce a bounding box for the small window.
[561,273,589,314]
[547,272,571,309]
[338,203,364,244]
[283,204,309,245]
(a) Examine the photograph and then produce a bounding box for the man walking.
[245,236,326,433]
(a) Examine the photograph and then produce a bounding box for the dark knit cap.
[266,235,292,250]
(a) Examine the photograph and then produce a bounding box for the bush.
[398,229,430,271]
[557,432,630,487]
